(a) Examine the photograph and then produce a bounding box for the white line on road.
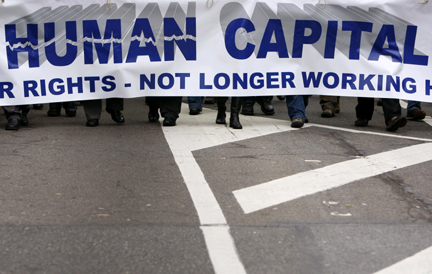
[163,104,432,274]
[233,142,432,214]
[162,104,249,274]
[308,123,432,142]
[373,246,432,274]
[201,226,246,274]
[423,116,432,127]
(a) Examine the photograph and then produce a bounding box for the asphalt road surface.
[1,96,431,274]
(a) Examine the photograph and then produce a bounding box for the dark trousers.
[3,105,30,120]
[81,98,123,120]
[215,97,228,104]
[356,98,401,124]
[243,96,272,105]
[146,97,182,119]
[214,97,244,105]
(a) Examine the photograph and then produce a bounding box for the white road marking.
[423,116,432,127]
[162,104,252,274]
[162,103,432,274]
[233,142,432,214]
[201,226,246,274]
[330,212,352,217]
[373,246,432,274]
[309,123,432,142]
[161,104,316,274]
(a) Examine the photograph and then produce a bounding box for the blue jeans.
[188,97,203,110]
[407,101,421,113]
[286,95,307,121]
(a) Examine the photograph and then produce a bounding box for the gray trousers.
[319,96,340,112]
[2,105,30,120]
[81,98,123,120]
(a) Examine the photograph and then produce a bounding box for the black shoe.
[148,110,160,122]
[86,119,99,127]
[189,107,201,115]
[216,111,226,124]
[277,96,286,101]
[63,102,77,117]
[258,100,275,115]
[5,118,20,130]
[241,104,254,116]
[163,116,177,126]
[106,108,125,124]
[47,108,61,117]
[386,116,407,132]
[20,114,28,126]
[229,115,242,129]
[33,104,43,110]
[354,118,369,127]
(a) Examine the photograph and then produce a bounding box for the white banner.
[1,0,432,105]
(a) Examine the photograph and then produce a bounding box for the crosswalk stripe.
[233,142,432,214]
[373,246,432,274]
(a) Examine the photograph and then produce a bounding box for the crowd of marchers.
[1,95,426,131]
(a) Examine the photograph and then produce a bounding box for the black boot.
[229,97,243,129]
[148,107,160,122]
[216,102,226,124]
[21,108,30,126]
[47,103,61,116]
[63,102,77,117]
[256,96,275,115]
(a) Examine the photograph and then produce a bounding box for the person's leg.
[47,102,62,116]
[106,98,124,111]
[382,99,402,124]
[303,95,309,108]
[188,96,203,115]
[146,97,160,122]
[335,96,341,113]
[255,96,275,115]
[303,95,310,123]
[3,105,29,130]
[286,95,306,128]
[82,100,102,119]
[241,97,255,115]
[354,97,374,126]
[20,105,30,126]
[215,97,228,124]
[320,95,338,117]
[230,97,243,129]
[407,100,425,120]
[106,98,125,124]
[286,96,306,121]
[382,99,406,131]
[407,101,421,112]
[62,101,77,117]
[160,97,182,126]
